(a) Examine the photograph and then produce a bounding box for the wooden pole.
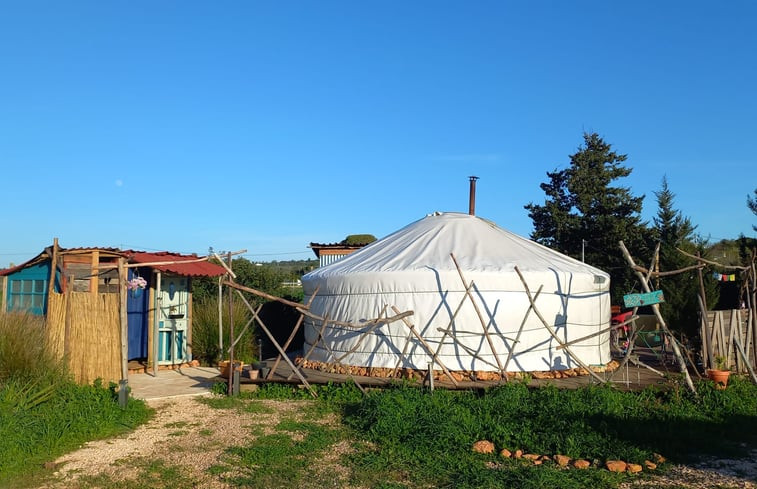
[502,285,543,372]
[513,266,606,384]
[557,315,638,350]
[267,286,320,380]
[392,306,459,386]
[450,253,506,376]
[118,258,129,383]
[64,274,73,360]
[153,272,161,377]
[224,280,309,310]
[677,248,748,270]
[267,313,305,380]
[390,306,418,378]
[46,238,59,311]
[227,252,235,396]
[697,294,715,372]
[90,250,99,295]
[620,241,696,393]
[696,254,711,370]
[233,288,317,397]
[734,334,757,384]
[334,307,390,363]
[218,276,223,362]
[433,283,475,361]
[436,329,501,370]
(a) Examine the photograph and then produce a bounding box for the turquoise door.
[157,275,189,364]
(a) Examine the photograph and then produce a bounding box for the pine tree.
[525,132,650,303]
[652,177,703,338]
[748,187,757,232]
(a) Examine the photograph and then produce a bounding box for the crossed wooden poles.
[217,253,616,395]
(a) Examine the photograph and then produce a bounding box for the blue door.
[127,269,151,360]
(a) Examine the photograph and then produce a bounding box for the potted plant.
[707,355,731,389]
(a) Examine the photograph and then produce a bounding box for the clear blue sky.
[1,1,755,267]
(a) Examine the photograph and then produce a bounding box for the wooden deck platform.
[230,348,683,392]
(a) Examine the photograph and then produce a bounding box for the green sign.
[623,290,665,308]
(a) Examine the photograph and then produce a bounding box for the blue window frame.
[8,279,47,315]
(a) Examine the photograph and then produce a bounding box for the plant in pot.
[707,355,731,389]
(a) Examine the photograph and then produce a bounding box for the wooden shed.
[0,242,225,384]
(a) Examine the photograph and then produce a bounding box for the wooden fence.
[48,292,121,384]
[702,308,755,373]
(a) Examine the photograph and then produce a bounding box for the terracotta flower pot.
[219,360,243,378]
[707,369,731,389]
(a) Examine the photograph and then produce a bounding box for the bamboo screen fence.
[47,292,121,384]
[702,308,755,374]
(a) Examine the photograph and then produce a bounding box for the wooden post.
[90,250,99,295]
[227,252,235,396]
[450,254,506,377]
[47,238,59,311]
[267,286,319,380]
[557,315,638,350]
[118,258,129,384]
[392,306,459,386]
[502,285,543,372]
[217,276,223,361]
[620,241,696,393]
[734,334,757,384]
[187,278,193,363]
[233,288,317,397]
[153,272,161,377]
[64,274,73,359]
[267,313,305,380]
[390,308,417,378]
[696,252,710,369]
[697,295,715,372]
[514,266,606,384]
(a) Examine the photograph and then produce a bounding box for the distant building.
[309,235,376,267]
[309,242,368,267]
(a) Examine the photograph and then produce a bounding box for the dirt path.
[39,395,757,489]
[43,395,300,488]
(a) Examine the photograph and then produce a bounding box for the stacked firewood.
[296,358,619,382]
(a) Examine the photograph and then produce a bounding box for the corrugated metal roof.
[0,252,48,276]
[1,247,226,278]
[128,251,226,277]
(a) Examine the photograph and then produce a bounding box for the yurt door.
[157,274,189,364]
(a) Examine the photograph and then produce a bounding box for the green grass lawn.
[190,377,756,489]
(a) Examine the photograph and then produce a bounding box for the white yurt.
[301,212,611,373]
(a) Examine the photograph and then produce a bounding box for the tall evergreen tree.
[652,176,714,338]
[525,132,650,303]
[748,187,757,232]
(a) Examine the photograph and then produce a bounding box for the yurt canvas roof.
[305,212,609,294]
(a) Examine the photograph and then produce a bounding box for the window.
[8,279,47,314]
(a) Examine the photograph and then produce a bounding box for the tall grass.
[191,296,257,365]
[0,312,66,384]
[0,313,151,485]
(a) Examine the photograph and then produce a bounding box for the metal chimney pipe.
[468,176,479,215]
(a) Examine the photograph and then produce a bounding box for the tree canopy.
[525,132,650,303]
